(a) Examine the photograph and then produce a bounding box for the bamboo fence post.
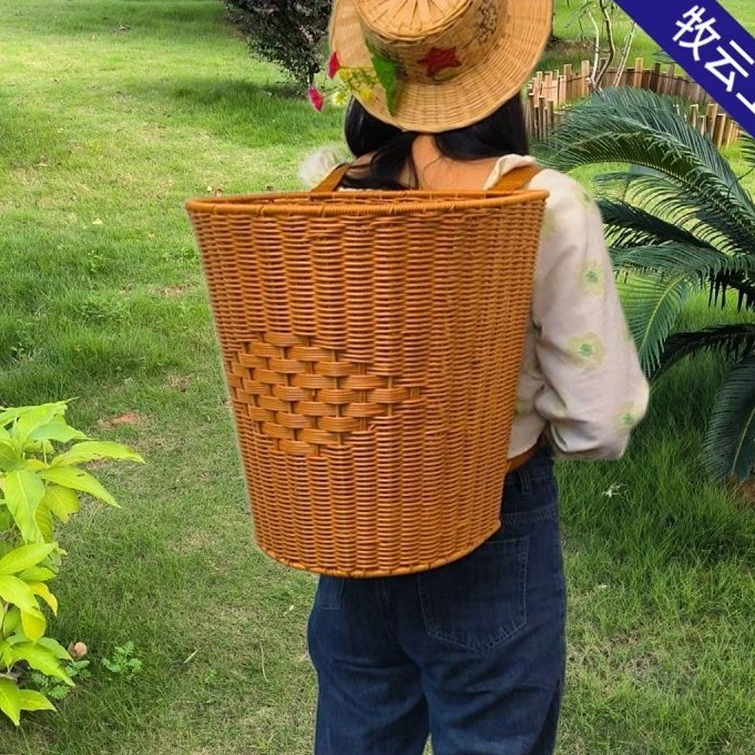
[581,60,591,97]
[633,57,644,88]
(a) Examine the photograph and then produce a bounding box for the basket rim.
[185,189,550,217]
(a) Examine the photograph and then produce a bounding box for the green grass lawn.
[0,1,754,753]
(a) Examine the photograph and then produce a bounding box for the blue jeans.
[308,448,567,755]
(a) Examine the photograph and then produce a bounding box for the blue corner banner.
[613,1,755,138]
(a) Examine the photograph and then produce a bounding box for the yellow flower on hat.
[331,88,349,108]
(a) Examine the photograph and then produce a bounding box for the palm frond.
[600,201,715,249]
[611,243,754,280]
[656,324,755,378]
[709,271,755,311]
[618,273,693,374]
[598,173,755,257]
[549,90,751,203]
[546,89,755,250]
[704,355,755,480]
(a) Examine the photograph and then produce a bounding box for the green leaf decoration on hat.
[366,41,403,116]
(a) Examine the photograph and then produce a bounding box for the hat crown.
[357,0,471,39]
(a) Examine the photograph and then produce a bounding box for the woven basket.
[186,185,547,577]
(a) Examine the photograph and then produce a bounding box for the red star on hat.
[418,47,462,78]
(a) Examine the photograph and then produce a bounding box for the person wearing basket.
[300,1,650,754]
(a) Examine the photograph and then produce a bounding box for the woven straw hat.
[330,0,553,132]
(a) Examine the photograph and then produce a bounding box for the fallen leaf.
[91,218,103,226]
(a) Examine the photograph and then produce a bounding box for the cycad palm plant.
[545,88,755,480]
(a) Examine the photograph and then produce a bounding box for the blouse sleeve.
[299,148,341,189]
[531,172,650,459]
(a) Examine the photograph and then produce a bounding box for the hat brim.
[330,0,553,133]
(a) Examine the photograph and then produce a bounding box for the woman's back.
[304,142,649,460]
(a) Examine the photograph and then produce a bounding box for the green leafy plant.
[0,401,144,724]
[30,659,91,701]
[101,642,142,679]
[546,88,755,480]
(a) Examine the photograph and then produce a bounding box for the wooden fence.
[525,57,742,147]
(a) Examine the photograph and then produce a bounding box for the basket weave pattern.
[187,190,547,577]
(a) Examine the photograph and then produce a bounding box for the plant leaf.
[0,678,22,726]
[0,441,21,472]
[0,409,23,428]
[37,637,72,661]
[618,273,693,373]
[4,470,46,544]
[0,575,42,614]
[1,607,20,638]
[20,609,46,642]
[600,199,712,250]
[39,467,119,508]
[12,403,69,447]
[35,500,54,542]
[27,423,87,445]
[704,355,755,480]
[366,43,402,116]
[42,485,80,523]
[52,441,144,467]
[18,567,56,583]
[10,643,73,686]
[546,88,755,257]
[19,689,56,713]
[0,544,56,576]
[29,583,57,615]
[657,324,755,378]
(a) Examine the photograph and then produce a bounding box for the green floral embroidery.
[567,333,605,370]
[581,261,604,295]
[616,403,639,432]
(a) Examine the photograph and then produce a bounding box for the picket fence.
[525,57,742,147]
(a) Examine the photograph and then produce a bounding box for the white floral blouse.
[300,150,650,460]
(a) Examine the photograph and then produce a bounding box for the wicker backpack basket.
[186,165,547,577]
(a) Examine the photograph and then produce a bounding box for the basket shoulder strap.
[491,164,541,192]
[312,162,540,193]
[311,163,351,193]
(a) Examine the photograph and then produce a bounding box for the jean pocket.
[314,576,345,610]
[418,536,529,653]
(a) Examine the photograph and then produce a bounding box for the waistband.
[504,446,556,500]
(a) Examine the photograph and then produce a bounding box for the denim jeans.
[308,448,566,755]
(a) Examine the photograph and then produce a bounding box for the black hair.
[342,95,529,190]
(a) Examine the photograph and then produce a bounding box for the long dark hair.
[342,96,529,190]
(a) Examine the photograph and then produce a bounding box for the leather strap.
[311,162,541,194]
[506,435,548,474]
[491,164,542,192]
[311,163,351,193]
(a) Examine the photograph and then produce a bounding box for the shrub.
[226,0,331,90]
[0,401,144,724]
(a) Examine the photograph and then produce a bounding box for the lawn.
[0,1,754,753]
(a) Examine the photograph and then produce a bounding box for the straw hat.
[329,0,553,132]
